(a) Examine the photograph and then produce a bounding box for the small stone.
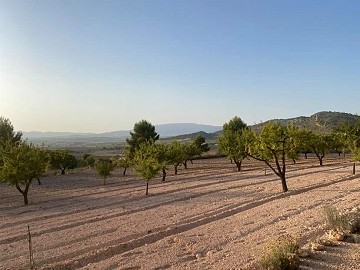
[326,230,345,241]
[206,250,214,257]
[311,242,325,251]
[297,248,311,258]
[195,253,203,259]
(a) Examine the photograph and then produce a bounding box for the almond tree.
[133,141,161,195]
[218,116,248,171]
[49,149,77,174]
[245,123,300,192]
[305,132,333,166]
[0,142,48,205]
[168,141,187,175]
[95,159,115,185]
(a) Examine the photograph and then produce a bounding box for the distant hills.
[23,123,222,140]
[165,111,360,141]
[23,112,359,146]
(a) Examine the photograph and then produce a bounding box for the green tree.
[117,154,132,176]
[305,132,332,166]
[246,123,300,192]
[168,141,187,175]
[49,149,77,174]
[223,116,247,132]
[218,117,248,171]
[85,155,95,168]
[154,142,172,181]
[95,159,115,185]
[182,142,201,169]
[193,134,210,154]
[133,141,161,195]
[334,121,360,159]
[0,117,22,147]
[0,142,48,205]
[126,120,159,158]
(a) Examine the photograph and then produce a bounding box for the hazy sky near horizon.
[1,0,360,133]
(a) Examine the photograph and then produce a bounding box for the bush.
[260,235,300,270]
[323,206,360,233]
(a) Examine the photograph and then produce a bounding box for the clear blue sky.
[1,0,359,132]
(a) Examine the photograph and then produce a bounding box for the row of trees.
[0,117,103,204]
[2,115,359,204]
[125,120,210,195]
[0,117,210,204]
[218,116,360,193]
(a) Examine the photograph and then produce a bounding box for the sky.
[1,0,360,133]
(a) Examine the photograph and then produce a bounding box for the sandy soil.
[0,155,359,270]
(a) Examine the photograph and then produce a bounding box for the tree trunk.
[280,174,288,192]
[320,158,323,166]
[292,159,296,164]
[123,167,127,176]
[146,181,149,195]
[174,165,178,175]
[16,181,31,206]
[305,153,308,159]
[183,160,188,169]
[37,178,41,185]
[61,168,66,175]
[162,168,166,181]
[234,159,242,172]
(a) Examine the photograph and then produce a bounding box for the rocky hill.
[165,111,359,141]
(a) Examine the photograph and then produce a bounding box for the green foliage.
[95,159,115,185]
[246,123,301,192]
[167,141,187,174]
[183,142,201,168]
[304,132,333,165]
[193,134,210,153]
[223,116,247,132]
[116,153,133,176]
[133,141,162,195]
[218,129,247,171]
[219,116,248,171]
[85,155,95,167]
[260,235,300,270]
[0,141,48,205]
[335,121,360,160]
[49,149,77,174]
[0,116,22,147]
[126,120,159,158]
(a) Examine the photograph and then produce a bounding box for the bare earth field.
[0,156,359,270]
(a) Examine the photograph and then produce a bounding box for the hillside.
[252,111,360,133]
[164,111,360,141]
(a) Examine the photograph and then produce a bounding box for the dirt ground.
[0,155,359,270]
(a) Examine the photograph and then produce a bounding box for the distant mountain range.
[23,112,359,145]
[23,123,222,139]
[165,111,360,141]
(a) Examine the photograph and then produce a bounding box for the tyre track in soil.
[39,172,358,269]
[0,164,348,245]
[0,159,347,231]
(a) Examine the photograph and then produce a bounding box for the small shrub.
[260,235,300,270]
[95,159,115,185]
[323,206,360,233]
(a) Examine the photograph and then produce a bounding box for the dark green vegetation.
[1,111,360,204]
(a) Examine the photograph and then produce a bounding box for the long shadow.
[41,174,359,269]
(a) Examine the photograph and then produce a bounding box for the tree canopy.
[218,116,248,171]
[246,123,300,192]
[49,149,77,174]
[126,120,159,157]
[0,142,48,205]
[0,117,22,147]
